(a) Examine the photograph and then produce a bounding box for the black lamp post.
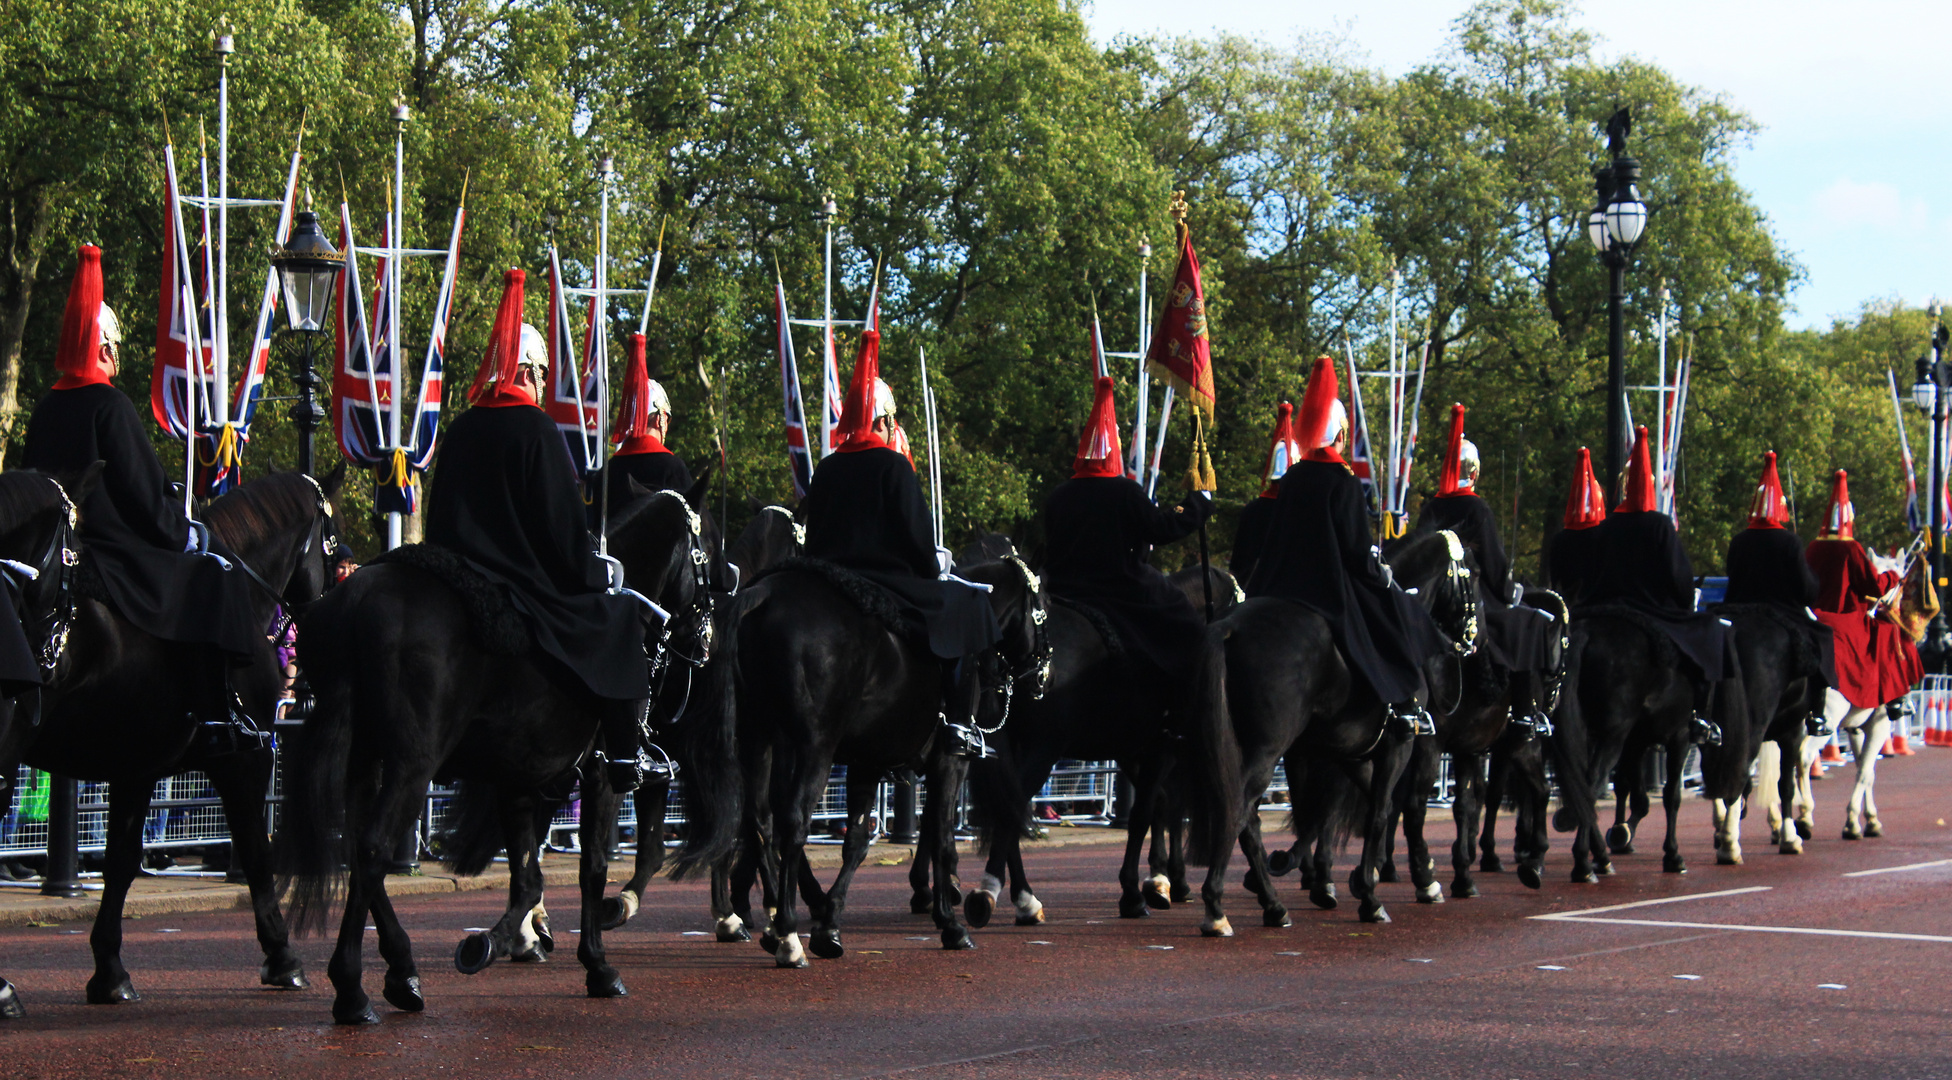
[1913,310,1951,604]
[1588,109,1648,505]
[270,206,343,477]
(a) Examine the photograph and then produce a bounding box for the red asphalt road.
[4,755,1952,1080]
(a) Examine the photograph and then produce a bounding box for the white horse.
[1749,688,1892,853]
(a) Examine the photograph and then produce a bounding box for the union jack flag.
[775,274,813,498]
[546,245,603,476]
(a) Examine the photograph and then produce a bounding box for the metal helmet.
[517,322,549,380]
[97,302,122,349]
[872,377,897,420]
[1458,438,1480,482]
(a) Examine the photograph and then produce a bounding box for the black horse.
[962,565,1237,930]
[0,468,102,1018]
[1196,529,1480,935]
[681,554,1045,966]
[281,487,728,1024]
[24,467,340,1006]
[1706,603,1827,864]
[601,494,797,934]
[1553,611,1748,880]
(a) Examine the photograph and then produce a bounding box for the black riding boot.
[191,651,267,756]
[597,696,653,794]
[939,659,991,759]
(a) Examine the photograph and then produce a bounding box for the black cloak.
[21,383,260,656]
[1246,459,1448,703]
[801,445,999,660]
[601,449,693,517]
[1546,526,1603,605]
[1724,526,1819,609]
[425,403,649,702]
[1042,476,1210,682]
[1418,493,1511,602]
[1231,495,1277,589]
[1582,509,1727,680]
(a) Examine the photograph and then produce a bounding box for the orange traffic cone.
[1820,739,1845,763]
[1889,729,1917,756]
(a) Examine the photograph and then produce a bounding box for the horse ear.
[684,461,716,514]
[319,460,349,500]
[73,460,106,503]
[626,477,655,498]
[744,493,766,514]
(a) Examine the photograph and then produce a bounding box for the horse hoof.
[1479,854,1504,873]
[1359,902,1390,924]
[1309,885,1338,911]
[1415,882,1444,904]
[1450,880,1479,900]
[533,914,555,955]
[599,891,638,932]
[1594,860,1616,876]
[941,927,975,951]
[1262,907,1292,929]
[1142,883,1171,911]
[333,1001,380,1026]
[1779,841,1803,855]
[1517,864,1543,890]
[1170,883,1192,905]
[759,931,780,955]
[1202,916,1235,938]
[1663,855,1687,874]
[1865,821,1883,838]
[1842,827,1861,841]
[964,890,995,930]
[585,969,628,998]
[1716,851,1742,866]
[1551,808,1578,833]
[1376,862,1399,884]
[909,894,933,915]
[383,974,424,1013]
[454,933,496,975]
[1265,849,1296,876]
[1118,896,1151,919]
[1605,825,1634,854]
[775,933,809,968]
[1013,893,1047,926]
[259,957,307,990]
[510,945,546,964]
[1795,820,1813,840]
[1571,869,1598,885]
[0,980,21,1020]
[809,930,845,960]
[715,916,751,943]
[85,974,139,1005]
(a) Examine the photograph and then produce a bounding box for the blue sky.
[1084,0,1947,330]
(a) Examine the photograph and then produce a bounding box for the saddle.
[1711,601,1829,683]
[758,557,923,641]
[372,543,531,656]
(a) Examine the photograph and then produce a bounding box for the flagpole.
[596,156,616,558]
[1132,238,1152,478]
[386,106,409,551]
[639,217,666,337]
[1655,281,1669,514]
[214,29,233,426]
[166,138,203,519]
[819,194,837,459]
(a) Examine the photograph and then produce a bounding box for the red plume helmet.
[467,269,532,407]
[1294,356,1344,463]
[1258,402,1300,497]
[1436,403,1468,497]
[1562,448,1606,530]
[1073,376,1123,479]
[612,333,667,455]
[1617,426,1657,513]
[52,244,110,390]
[834,329,889,453]
[1746,451,1791,530]
[1818,469,1854,540]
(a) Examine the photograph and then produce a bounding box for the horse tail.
[668,598,744,880]
[277,604,354,936]
[1185,624,1242,868]
[1543,626,1601,836]
[437,781,507,877]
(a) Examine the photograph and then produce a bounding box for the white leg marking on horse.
[715,914,744,937]
[776,932,806,967]
[978,872,1004,903]
[1147,873,1171,896]
[1015,891,1044,919]
[617,890,640,923]
[516,909,540,954]
[1201,915,1234,937]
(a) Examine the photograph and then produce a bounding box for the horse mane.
[0,470,66,524]
[1386,527,1461,584]
[205,472,318,552]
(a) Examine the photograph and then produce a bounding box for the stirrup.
[1387,706,1434,740]
[1691,716,1723,748]
[192,713,269,757]
[641,743,680,782]
[594,749,647,794]
[942,719,994,760]
[1805,713,1834,738]
[1513,710,1553,738]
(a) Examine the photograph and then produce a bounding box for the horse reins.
[642,491,717,730]
[978,555,1052,735]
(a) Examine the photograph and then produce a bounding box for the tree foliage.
[0,0,1908,574]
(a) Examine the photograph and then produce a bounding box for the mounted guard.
[21,244,262,752]
[1546,447,1606,604]
[1042,375,1212,728]
[1805,471,1920,718]
[421,269,652,791]
[600,332,691,510]
[799,327,999,756]
[1244,356,1446,732]
[1228,402,1297,587]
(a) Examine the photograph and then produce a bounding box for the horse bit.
[978,555,1052,736]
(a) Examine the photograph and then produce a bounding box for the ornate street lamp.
[270,203,344,477]
[1589,109,1648,505]
[1915,310,1951,636]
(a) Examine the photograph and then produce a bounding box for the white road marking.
[1533,885,1952,943]
[1841,858,1952,878]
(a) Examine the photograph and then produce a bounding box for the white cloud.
[1809,178,1931,235]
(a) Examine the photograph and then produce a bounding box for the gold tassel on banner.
[1186,410,1217,494]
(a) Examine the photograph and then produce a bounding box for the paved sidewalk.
[0,816,1144,929]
